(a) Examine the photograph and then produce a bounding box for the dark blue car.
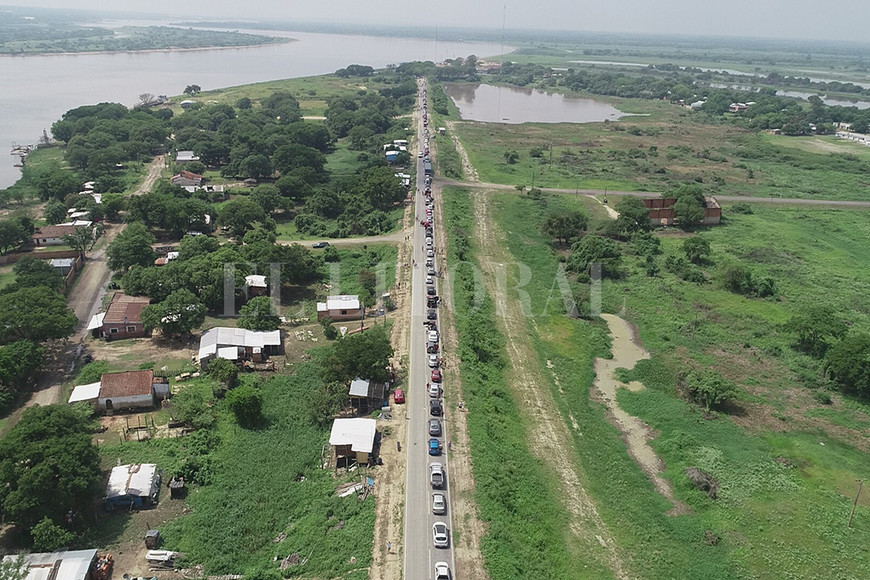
[428,438,442,456]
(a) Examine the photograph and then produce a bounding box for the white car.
[434,562,451,580]
[426,275,434,284]
[418,151,424,158]
[428,330,439,343]
[432,521,449,548]
[427,266,436,276]
[428,383,440,398]
[427,249,435,257]
[428,353,439,368]
[432,492,446,514]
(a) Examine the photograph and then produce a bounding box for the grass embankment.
[450,101,870,200]
[427,80,462,179]
[442,188,604,579]
[99,365,374,579]
[490,191,870,578]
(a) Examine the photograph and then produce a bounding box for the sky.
[13,0,870,44]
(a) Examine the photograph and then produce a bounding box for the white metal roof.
[87,312,106,331]
[50,258,75,268]
[317,295,360,312]
[329,418,377,453]
[349,377,369,397]
[245,274,267,287]
[5,549,97,580]
[217,346,240,360]
[68,382,101,404]
[176,150,199,161]
[105,463,159,500]
[198,327,281,360]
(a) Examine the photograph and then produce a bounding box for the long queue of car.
[418,80,452,580]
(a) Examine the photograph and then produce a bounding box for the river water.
[445,82,625,124]
[0,30,506,188]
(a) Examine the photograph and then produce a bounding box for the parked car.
[432,521,449,548]
[434,562,451,580]
[427,309,437,321]
[418,151,424,158]
[429,462,444,488]
[431,368,442,382]
[427,249,435,258]
[427,286,437,296]
[429,398,442,416]
[393,389,405,404]
[428,438,442,456]
[427,298,438,309]
[428,267,436,276]
[432,492,446,514]
[428,383,441,398]
[428,353,439,367]
[428,330,439,343]
[428,419,442,436]
[312,241,330,248]
[427,342,439,354]
[426,275,434,285]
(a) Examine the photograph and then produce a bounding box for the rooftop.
[103,293,150,324]
[198,327,281,360]
[245,274,267,288]
[105,463,158,499]
[4,549,97,580]
[329,418,377,453]
[100,369,155,399]
[31,225,76,239]
[316,294,361,312]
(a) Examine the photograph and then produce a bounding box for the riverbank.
[0,37,293,58]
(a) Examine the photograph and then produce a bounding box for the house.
[329,418,377,466]
[88,293,150,340]
[170,171,203,187]
[31,224,77,246]
[393,139,409,147]
[317,295,363,321]
[4,549,98,580]
[49,257,76,275]
[245,274,268,298]
[438,127,446,135]
[105,464,161,511]
[180,100,196,109]
[154,251,179,266]
[643,196,722,226]
[197,327,282,369]
[348,377,388,413]
[175,150,200,164]
[97,370,169,413]
[385,150,399,163]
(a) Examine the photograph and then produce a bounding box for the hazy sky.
[15,0,870,43]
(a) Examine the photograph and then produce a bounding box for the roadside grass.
[442,187,609,580]
[100,364,375,577]
[433,129,462,180]
[447,101,870,200]
[321,244,398,299]
[490,190,870,578]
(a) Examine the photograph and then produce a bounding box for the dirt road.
[278,230,406,248]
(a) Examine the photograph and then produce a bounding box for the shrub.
[225,385,263,428]
[684,370,739,412]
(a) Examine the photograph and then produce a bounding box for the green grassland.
[484,190,870,578]
[448,95,870,200]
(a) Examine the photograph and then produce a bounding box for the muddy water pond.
[444,82,626,124]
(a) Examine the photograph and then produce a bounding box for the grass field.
[484,190,870,578]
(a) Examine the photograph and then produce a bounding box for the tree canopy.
[785,305,847,358]
[541,210,588,245]
[140,288,206,337]
[12,257,63,292]
[825,332,870,395]
[0,286,77,343]
[237,296,280,331]
[614,197,651,235]
[319,325,393,385]
[568,234,623,278]
[682,236,711,265]
[107,222,156,271]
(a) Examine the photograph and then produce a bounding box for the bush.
[320,319,339,340]
[684,370,739,412]
[730,202,754,214]
[664,255,706,283]
[812,390,833,405]
[721,262,776,297]
[225,384,263,428]
[31,517,75,552]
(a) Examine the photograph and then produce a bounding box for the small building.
[385,150,399,163]
[317,295,363,321]
[105,463,161,511]
[329,418,377,466]
[97,370,169,413]
[643,196,722,226]
[31,224,77,246]
[393,139,409,147]
[438,126,446,135]
[4,549,98,580]
[348,377,388,414]
[244,178,258,187]
[180,100,196,109]
[175,150,200,164]
[170,171,203,187]
[68,381,101,406]
[94,293,150,340]
[154,251,179,266]
[197,327,282,369]
[49,257,76,275]
[245,274,268,299]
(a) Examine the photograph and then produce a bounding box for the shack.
[316,294,362,321]
[244,274,268,299]
[4,549,98,580]
[197,327,282,369]
[644,196,721,226]
[348,377,388,413]
[96,370,169,413]
[104,463,161,511]
[329,418,377,466]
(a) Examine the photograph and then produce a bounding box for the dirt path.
[277,230,406,248]
[471,189,630,579]
[593,314,689,515]
[444,121,478,182]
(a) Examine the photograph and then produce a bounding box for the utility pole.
[848,479,863,528]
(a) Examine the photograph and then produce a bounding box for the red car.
[393,389,405,404]
[431,369,442,383]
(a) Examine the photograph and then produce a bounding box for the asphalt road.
[404,79,457,580]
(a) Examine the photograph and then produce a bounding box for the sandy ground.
[472,189,630,579]
[444,120,479,182]
[593,314,690,515]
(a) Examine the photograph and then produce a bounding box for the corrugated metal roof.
[5,549,97,580]
[104,293,149,324]
[329,418,377,453]
[198,327,281,361]
[68,382,101,404]
[87,312,106,331]
[318,295,360,311]
[106,464,158,499]
[349,378,369,397]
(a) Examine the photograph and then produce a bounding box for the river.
[0,29,506,188]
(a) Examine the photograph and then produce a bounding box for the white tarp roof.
[69,382,101,404]
[87,312,106,331]
[316,294,360,312]
[198,327,281,360]
[329,418,377,453]
[217,346,239,360]
[50,258,75,268]
[245,274,267,287]
[349,378,369,397]
[5,549,97,580]
[106,464,158,500]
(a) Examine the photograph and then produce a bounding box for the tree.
[251,185,283,214]
[319,325,393,385]
[826,333,870,395]
[170,382,215,429]
[107,222,156,271]
[206,357,238,389]
[0,340,44,411]
[614,197,651,234]
[183,84,202,95]
[0,221,24,254]
[236,97,252,110]
[226,384,263,428]
[685,370,739,412]
[673,195,705,227]
[237,296,280,331]
[504,150,519,164]
[785,305,847,358]
[0,286,77,343]
[44,199,68,225]
[217,198,267,238]
[568,234,622,278]
[682,236,711,264]
[0,554,28,580]
[541,210,588,245]
[63,226,94,256]
[0,404,101,533]
[140,288,207,338]
[12,257,63,291]
[31,516,75,551]
[358,268,377,308]
[239,154,272,180]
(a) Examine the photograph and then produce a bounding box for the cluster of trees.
[0,214,35,254]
